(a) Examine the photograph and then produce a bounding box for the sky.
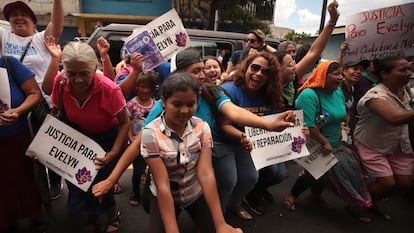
[274,0,413,35]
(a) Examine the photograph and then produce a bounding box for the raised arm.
[97,37,115,80]
[295,0,339,78]
[118,52,144,98]
[44,0,64,40]
[42,35,61,95]
[337,41,347,65]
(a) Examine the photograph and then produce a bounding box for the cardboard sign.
[128,8,191,60]
[26,115,105,192]
[244,110,310,170]
[294,139,338,179]
[343,2,414,63]
[0,68,11,115]
[124,30,165,72]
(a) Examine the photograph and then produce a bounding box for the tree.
[176,0,272,36]
[284,31,311,44]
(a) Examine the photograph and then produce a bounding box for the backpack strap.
[4,56,24,94]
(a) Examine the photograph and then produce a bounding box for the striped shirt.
[141,113,213,207]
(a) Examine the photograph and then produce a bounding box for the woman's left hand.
[0,110,19,126]
[240,133,253,152]
[94,151,118,169]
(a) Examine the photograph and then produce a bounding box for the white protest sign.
[0,68,11,125]
[128,8,191,60]
[26,115,105,192]
[124,30,165,72]
[294,139,338,180]
[343,2,414,63]
[244,110,310,170]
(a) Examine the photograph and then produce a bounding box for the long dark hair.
[232,52,284,112]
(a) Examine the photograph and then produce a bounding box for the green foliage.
[218,4,271,35]
[284,31,311,44]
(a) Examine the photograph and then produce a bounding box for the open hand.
[44,35,61,59]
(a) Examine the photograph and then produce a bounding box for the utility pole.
[318,0,328,34]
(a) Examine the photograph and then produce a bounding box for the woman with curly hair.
[219,51,285,218]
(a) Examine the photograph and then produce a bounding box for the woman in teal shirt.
[285,60,372,223]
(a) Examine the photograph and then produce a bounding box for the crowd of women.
[1,0,414,233]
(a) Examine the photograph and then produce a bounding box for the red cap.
[3,1,37,24]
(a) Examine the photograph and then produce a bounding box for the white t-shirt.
[0,28,52,105]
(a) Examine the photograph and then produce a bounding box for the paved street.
[11,162,414,233]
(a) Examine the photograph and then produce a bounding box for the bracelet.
[100,55,107,62]
[327,22,336,27]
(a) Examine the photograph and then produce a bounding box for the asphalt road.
[10,162,414,233]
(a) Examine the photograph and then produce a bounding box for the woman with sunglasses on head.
[219,51,285,218]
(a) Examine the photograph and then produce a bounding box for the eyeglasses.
[250,64,271,76]
[245,38,257,43]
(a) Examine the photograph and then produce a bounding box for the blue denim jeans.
[212,142,258,210]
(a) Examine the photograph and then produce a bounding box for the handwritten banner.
[244,110,309,170]
[127,8,191,60]
[294,139,338,179]
[26,115,105,192]
[343,2,414,63]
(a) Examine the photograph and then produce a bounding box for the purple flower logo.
[75,167,92,184]
[175,32,188,47]
[292,136,305,153]
[0,100,9,112]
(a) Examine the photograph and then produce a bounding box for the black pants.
[147,194,215,233]
[131,155,146,198]
[290,170,326,198]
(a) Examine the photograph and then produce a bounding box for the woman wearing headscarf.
[285,60,372,222]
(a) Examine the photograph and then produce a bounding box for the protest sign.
[128,8,191,60]
[294,139,338,180]
[343,2,414,64]
[244,110,309,170]
[0,68,11,125]
[124,30,165,72]
[26,115,105,192]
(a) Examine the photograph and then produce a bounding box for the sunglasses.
[245,38,257,43]
[250,64,271,76]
